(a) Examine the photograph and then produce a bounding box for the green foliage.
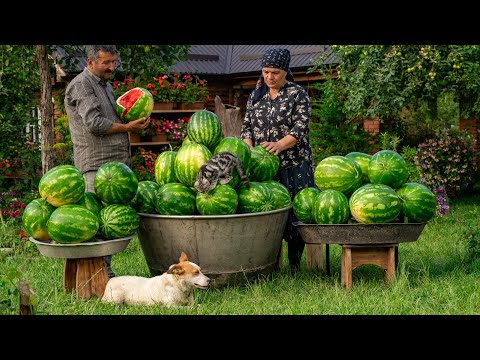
[131,147,158,182]
[415,128,477,198]
[462,217,480,260]
[309,45,480,121]
[52,115,73,166]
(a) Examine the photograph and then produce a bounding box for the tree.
[309,45,480,122]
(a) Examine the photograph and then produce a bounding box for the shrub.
[130,147,158,182]
[415,129,477,199]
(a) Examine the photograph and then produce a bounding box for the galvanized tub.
[137,206,291,287]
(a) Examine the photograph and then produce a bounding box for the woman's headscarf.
[251,48,295,104]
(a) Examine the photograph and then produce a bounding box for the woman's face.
[262,67,287,90]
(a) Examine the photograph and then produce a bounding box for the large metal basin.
[137,206,291,287]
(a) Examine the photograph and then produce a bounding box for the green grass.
[2,196,480,315]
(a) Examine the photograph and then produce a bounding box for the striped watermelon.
[368,149,408,190]
[314,155,362,196]
[130,181,161,214]
[22,198,56,241]
[174,143,212,187]
[47,204,99,244]
[154,150,178,186]
[76,191,103,216]
[116,87,154,122]
[237,181,276,213]
[249,145,280,182]
[349,183,402,223]
[213,137,251,189]
[186,110,223,149]
[345,151,372,183]
[293,187,320,224]
[39,165,85,207]
[94,161,139,205]
[263,180,292,210]
[396,182,437,223]
[155,182,197,215]
[312,189,350,224]
[98,204,140,239]
[196,184,238,215]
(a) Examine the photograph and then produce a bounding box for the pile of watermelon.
[294,149,437,225]
[23,162,140,244]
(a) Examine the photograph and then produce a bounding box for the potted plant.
[173,73,209,109]
[130,147,158,182]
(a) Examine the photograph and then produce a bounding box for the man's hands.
[128,117,150,132]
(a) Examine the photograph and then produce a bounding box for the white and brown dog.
[101,252,210,307]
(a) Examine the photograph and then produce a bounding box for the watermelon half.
[115,87,154,122]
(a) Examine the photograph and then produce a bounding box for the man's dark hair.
[86,45,118,61]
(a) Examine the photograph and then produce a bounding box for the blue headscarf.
[252,48,295,104]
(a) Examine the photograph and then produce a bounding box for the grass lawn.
[1,195,480,316]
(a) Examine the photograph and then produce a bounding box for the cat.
[194,151,250,193]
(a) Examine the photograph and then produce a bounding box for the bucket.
[137,206,291,287]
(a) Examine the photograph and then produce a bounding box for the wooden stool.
[341,244,398,290]
[305,244,327,273]
[64,257,109,300]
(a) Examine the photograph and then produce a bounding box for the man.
[64,45,149,278]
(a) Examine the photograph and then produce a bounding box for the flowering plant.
[172,73,209,103]
[130,147,158,182]
[140,116,189,142]
[112,75,176,102]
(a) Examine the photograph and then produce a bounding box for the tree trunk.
[214,95,243,138]
[36,45,55,174]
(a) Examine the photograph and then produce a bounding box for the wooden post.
[214,95,243,138]
[18,280,36,315]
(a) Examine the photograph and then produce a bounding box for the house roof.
[53,45,337,78]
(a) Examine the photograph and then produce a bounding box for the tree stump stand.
[64,257,109,300]
[341,244,398,290]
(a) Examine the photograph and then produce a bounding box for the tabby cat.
[194,151,250,193]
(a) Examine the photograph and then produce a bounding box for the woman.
[241,48,315,270]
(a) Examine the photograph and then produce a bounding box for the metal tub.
[137,206,291,287]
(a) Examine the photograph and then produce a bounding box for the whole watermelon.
[154,150,178,186]
[155,182,197,215]
[368,149,408,190]
[237,181,276,213]
[94,161,139,205]
[314,155,362,196]
[196,184,238,215]
[47,204,99,244]
[39,164,85,207]
[345,151,372,183]
[293,187,320,224]
[129,180,161,214]
[98,204,140,239]
[186,110,223,149]
[312,189,350,224]
[349,183,402,224]
[249,145,280,182]
[115,87,154,122]
[174,143,212,187]
[22,198,56,241]
[213,137,251,189]
[263,180,292,210]
[396,182,437,223]
[76,191,103,216]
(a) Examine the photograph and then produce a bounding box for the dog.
[101,252,210,307]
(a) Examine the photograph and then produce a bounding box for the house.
[53,45,338,116]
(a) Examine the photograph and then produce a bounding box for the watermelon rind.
[154,150,178,186]
[47,204,99,244]
[312,189,350,224]
[130,180,161,214]
[396,182,437,223]
[155,182,197,215]
[345,151,372,183]
[367,149,408,190]
[174,143,212,187]
[249,145,280,182]
[314,155,362,196]
[115,87,154,123]
[76,191,104,216]
[186,110,223,149]
[263,180,292,210]
[22,198,57,241]
[196,184,238,215]
[94,161,139,205]
[98,204,140,239]
[293,187,321,224]
[39,165,85,207]
[237,181,276,213]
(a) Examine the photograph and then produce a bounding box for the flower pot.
[177,101,205,110]
[129,133,141,144]
[151,133,168,142]
[153,101,175,110]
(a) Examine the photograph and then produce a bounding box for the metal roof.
[53,45,337,77]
